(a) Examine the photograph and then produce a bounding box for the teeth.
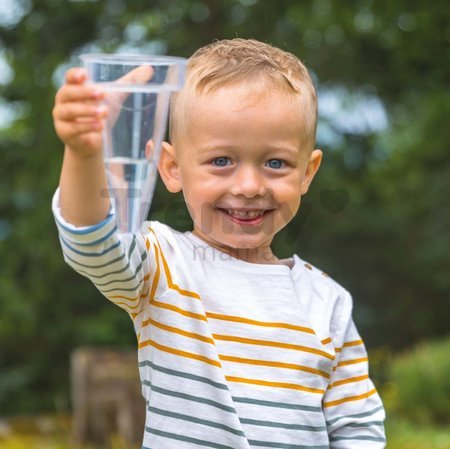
[226,209,266,218]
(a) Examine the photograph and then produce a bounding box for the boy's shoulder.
[294,255,353,306]
[140,220,195,259]
[294,257,355,339]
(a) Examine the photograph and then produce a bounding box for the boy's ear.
[301,149,322,195]
[158,141,182,193]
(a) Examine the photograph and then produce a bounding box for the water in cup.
[104,156,157,235]
[80,54,186,233]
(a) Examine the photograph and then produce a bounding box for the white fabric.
[53,189,386,448]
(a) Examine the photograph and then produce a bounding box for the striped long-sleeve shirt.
[53,193,386,449]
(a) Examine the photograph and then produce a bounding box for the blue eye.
[266,159,285,169]
[212,157,231,167]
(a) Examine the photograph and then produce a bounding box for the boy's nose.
[229,166,267,198]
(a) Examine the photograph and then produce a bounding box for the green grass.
[0,434,135,449]
[0,414,136,449]
[386,417,450,449]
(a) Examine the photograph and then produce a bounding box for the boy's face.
[159,84,322,263]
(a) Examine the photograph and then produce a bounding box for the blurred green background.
[0,0,449,447]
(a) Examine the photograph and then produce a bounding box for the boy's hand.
[55,64,154,226]
[53,68,107,156]
[53,65,154,157]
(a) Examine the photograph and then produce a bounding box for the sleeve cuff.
[52,188,116,242]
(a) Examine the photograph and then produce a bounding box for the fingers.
[117,65,154,84]
[105,65,154,113]
[56,84,105,103]
[56,67,105,103]
[65,67,87,84]
[53,67,107,150]
[145,139,155,159]
[53,65,153,151]
[54,102,108,121]
[57,119,103,138]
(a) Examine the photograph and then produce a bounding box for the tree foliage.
[0,0,448,414]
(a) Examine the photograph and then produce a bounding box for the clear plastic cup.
[80,54,186,233]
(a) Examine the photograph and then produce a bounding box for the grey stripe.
[142,380,237,413]
[94,272,141,287]
[240,417,326,432]
[55,213,114,236]
[139,362,322,414]
[148,405,245,437]
[127,237,137,258]
[145,426,240,449]
[232,396,322,413]
[139,360,229,391]
[87,249,146,282]
[248,440,329,449]
[330,435,386,443]
[64,225,116,246]
[60,234,120,256]
[95,244,146,293]
[143,378,327,435]
[326,405,384,426]
[99,283,141,293]
[68,249,147,279]
[63,250,126,270]
[346,421,384,428]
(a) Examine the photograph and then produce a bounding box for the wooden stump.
[71,347,145,447]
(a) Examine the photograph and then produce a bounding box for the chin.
[218,234,271,250]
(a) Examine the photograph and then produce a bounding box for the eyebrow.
[197,145,234,154]
[265,145,300,157]
[197,145,300,157]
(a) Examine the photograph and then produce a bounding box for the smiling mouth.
[218,208,273,226]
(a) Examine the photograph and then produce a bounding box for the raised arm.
[53,68,110,226]
[52,67,156,316]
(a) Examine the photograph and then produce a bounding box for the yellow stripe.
[323,388,377,407]
[148,230,174,287]
[109,244,152,306]
[146,229,338,366]
[138,338,221,367]
[149,228,201,300]
[333,357,368,370]
[219,354,330,379]
[226,375,325,395]
[109,289,142,302]
[149,241,160,301]
[150,299,207,322]
[140,317,330,379]
[141,309,329,380]
[321,337,332,345]
[343,339,364,347]
[328,374,369,389]
[335,339,365,352]
[213,334,335,360]
[144,228,333,377]
[206,311,316,335]
[142,317,214,345]
[111,290,149,309]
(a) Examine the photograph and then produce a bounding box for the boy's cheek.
[276,201,300,226]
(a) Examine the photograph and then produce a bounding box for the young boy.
[52,39,386,448]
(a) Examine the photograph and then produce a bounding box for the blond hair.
[169,38,318,148]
